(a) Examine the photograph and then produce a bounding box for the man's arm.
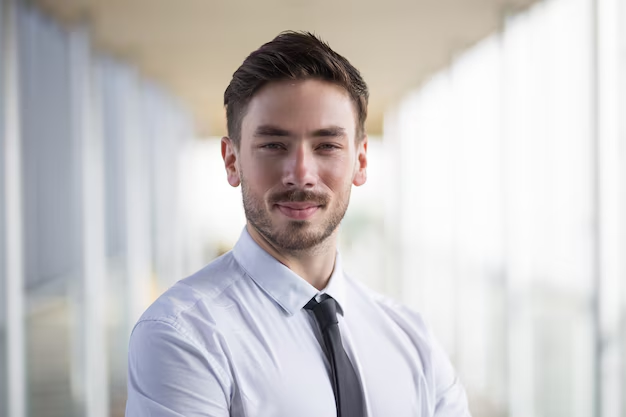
[126,319,231,416]
[430,336,472,417]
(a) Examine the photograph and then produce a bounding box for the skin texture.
[222,79,368,290]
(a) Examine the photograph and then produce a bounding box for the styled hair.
[224,31,369,145]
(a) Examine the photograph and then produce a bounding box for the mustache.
[269,190,330,206]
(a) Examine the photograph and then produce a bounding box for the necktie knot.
[305,293,338,331]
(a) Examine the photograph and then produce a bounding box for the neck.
[246,223,338,291]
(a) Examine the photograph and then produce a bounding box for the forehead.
[241,79,357,137]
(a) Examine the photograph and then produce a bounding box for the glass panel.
[19,6,77,292]
[18,5,81,417]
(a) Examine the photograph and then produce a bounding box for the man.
[126,31,471,417]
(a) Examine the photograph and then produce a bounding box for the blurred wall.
[1,1,196,416]
[384,0,626,415]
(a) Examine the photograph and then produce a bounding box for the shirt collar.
[232,227,347,317]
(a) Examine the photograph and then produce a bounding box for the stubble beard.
[241,178,351,253]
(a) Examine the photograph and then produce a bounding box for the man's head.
[222,31,369,253]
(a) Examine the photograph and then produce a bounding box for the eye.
[317,143,341,151]
[260,143,286,150]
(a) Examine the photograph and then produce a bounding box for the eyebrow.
[312,126,346,137]
[253,125,347,138]
[254,125,290,137]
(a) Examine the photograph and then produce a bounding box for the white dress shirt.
[126,228,471,416]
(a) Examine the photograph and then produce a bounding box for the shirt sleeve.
[126,319,231,417]
[430,336,472,417]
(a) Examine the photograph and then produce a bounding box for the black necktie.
[305,294,365,417]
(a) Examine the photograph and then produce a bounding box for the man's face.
[222,79,368,251]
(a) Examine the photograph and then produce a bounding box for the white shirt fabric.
[126,228,471,417]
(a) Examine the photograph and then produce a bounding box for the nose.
[283,144,317,189]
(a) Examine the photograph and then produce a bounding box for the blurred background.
[1,0,625,416]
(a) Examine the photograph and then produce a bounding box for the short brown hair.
[224,31,369,145]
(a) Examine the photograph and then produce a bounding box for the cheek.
[243,157,282,189]
[321,159,354,190]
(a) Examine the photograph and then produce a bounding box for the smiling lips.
[275,202,321,220]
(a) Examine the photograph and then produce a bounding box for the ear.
[221,136,241,187]
[353,135,368,187]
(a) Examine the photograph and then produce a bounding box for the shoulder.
[345,275,430,335]
[132,250,247,348]
[344,275,436,371]
[141,251,244,316]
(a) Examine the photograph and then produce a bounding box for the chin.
[275,217,310,229]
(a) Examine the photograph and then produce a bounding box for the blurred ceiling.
[37,0,538,137]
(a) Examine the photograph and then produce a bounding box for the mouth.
[275,202,322,220]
